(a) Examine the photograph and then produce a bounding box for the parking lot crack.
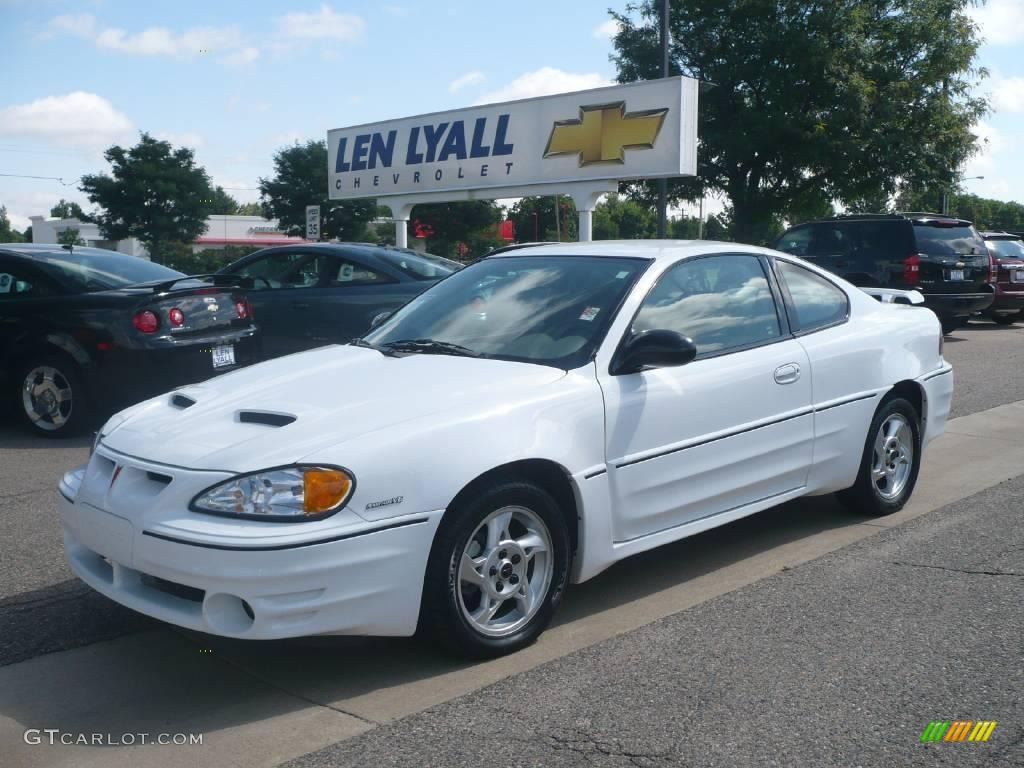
[543,727,674,766]
[879,559,1022,578]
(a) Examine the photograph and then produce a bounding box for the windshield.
[913,223,985,256]
[364,255,650,369]
[375,248,461,280]
[986,238,1024,259]
[33,249,184,292]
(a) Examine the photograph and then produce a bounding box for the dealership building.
[29,214,307,258]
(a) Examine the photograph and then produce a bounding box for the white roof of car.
[490,240,774,264]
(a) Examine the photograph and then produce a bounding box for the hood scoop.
[237,410,296,427]
[170,393,196,409]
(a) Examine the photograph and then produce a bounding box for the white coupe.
[59,242,953,657]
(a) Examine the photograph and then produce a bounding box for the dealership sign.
[327,77,698,200]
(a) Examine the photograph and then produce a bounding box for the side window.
[805,223,850,257]
[776,260,849,332]
[0,266,51,299]
[633,254,782,356]
[776,227,811,257]
[326,257,393,286]
[233,252,322,290]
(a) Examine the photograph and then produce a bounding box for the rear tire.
[15,354,91,437]
[837,397,922,517]
[940,318,959,335]
[991,313,1018,326]
[420,481,570,658]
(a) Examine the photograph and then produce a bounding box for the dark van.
[774,213,993,334]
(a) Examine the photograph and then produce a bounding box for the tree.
[408,201,503,257]
[57,227,86,246]
[592,193,657,239]
[259,140,376,241]
[80,133,215,263]
[205,186,239,215]
[236,201,264,216]
[0,206,25,242]
[509,196,577,242]
[50,199,91,221]
[610,0,987,244]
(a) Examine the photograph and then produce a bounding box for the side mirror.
[611,329,697,376]
[370,310,392,329]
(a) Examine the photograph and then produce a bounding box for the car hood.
[101,345,568,471]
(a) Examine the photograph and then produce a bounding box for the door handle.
[774,363,801,385]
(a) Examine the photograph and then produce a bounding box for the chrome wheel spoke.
[515,531,547,558]
[486,510,513,550]
[472,595,501,625]
[460,553,486,587]
[515,584,534,616]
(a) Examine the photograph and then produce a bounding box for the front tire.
[991,313,1019,326]
[940,318,959,335]
[837,397,922,516]
[420,481,570,658]
[15,354,90,437]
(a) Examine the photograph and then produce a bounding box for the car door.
[304,253,412,345]
[599,253,814,543]
[225,249,325,358]
[0,257,64,368]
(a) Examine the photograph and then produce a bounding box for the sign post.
[305,205,320,242]
[327,77,698,243]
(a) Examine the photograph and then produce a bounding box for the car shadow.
[0,489,875,750]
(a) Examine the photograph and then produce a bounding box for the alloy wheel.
[456,505,553,638]
[871,413,914,500]
[22,365,73,432]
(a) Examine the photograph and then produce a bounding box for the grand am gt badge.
[366,496,404,511]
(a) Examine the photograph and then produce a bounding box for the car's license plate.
[211,345,235,368]
[948,269,965,281]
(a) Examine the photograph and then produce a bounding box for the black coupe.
[0,244,259,436]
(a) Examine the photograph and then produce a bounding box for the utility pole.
[656,0,669,238]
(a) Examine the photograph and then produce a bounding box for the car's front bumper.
[59,455,443,640]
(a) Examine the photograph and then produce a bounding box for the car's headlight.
[190,465,355,522]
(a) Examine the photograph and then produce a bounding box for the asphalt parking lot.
[1,318,1022,767]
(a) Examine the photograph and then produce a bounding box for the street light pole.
[656,0,669,238]
[943,175,984,215]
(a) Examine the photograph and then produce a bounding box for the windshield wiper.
[349,337,400,357]
[380,338,482,357]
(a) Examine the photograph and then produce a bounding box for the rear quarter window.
[914,224,985,256]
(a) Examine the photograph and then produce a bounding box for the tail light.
[235,300,252,320]
[132,310,160,333]
[903,254,920,285]
[988,255,998,284]
[168,307,185,327]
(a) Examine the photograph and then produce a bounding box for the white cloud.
[992,76,1024,113]
[44,13,247,59]
[0,91,134,150]
[593,19,620,39]
[475,67,613,105]
[155,131,204,148]
[449,71,485,93]
[276,4,366,41]
[963,121,1024,203]
[969,0,1024,44]
[222,46,260,68]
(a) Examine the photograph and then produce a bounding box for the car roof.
[0,243,129,260]
[484,240,775,264]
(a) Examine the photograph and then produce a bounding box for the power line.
[0,173,81,185]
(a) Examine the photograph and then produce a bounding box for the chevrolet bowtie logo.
[544,101,668,166]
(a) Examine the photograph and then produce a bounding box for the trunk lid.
[912,220,989,293]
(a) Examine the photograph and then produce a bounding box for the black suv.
[775,213,993,333]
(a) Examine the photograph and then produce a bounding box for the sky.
[1,0,1022,232]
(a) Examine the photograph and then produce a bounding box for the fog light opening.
[203,592,256,635]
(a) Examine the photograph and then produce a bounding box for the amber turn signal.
[303,468,353,514]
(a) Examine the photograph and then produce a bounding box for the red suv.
[981,231,1024,325]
